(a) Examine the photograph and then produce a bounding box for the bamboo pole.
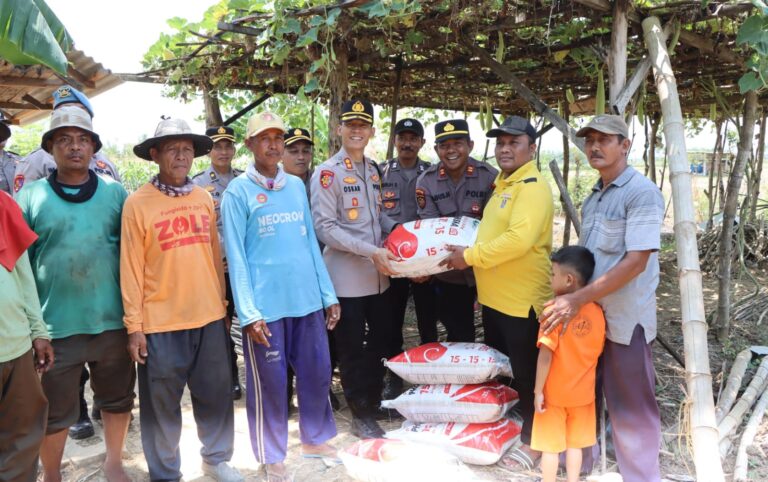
[718,355,768,456]
[717,91,758,342]
[716,348,754,424]
[733,386,768,481]
[642,16,725,482]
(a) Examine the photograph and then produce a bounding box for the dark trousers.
[434,280,477,342]
[0,350,48,482]
[603,325,661,482]
[334,291,393,409]
[138,319,235,481]
[388,277,438,353]
[224,276,239,384]
[482,305,539,445]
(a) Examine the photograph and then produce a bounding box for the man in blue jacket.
[222,112,341,481]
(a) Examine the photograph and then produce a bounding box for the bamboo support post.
[733,386,768,481]
[718,355,768,456]
[715,348,753,424]
[643,16,725,481]
[548,160,581,236]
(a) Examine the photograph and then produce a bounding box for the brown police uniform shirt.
[380,157,430,231]
[416,156,498,285]
[310,147,397,298]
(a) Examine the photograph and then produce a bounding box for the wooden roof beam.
[0,75,63,87]
[466,41,585,153]
[0,101,51,110]
[21,94,50,110]
[573,0,743,65]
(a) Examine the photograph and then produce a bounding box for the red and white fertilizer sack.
[384,342,513,385]
[381,381,519,423]
[339,438,473,482]
[384,216,480,277]
[386,418,523,465]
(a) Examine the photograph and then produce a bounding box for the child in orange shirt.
[531,246,605,482]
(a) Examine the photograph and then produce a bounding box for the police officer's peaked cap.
[486,115,537,140]
[434,119,470,143]
[340,99,374,124]
[394,118,424,138]
[206,125,236,143]
[284,127,314,146]
[53,85,94,118]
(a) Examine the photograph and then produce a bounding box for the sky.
[12,0,729,159]
[41,0,213,147]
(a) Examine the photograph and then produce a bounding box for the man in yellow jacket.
[444,115,553,472]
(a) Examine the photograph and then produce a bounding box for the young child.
[531,246,605,482]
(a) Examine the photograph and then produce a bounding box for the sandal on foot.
[497,446,539,472]
[262,465,293,482]
[301,446,343,467]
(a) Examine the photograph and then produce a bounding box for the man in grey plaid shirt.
[540,114,664,482]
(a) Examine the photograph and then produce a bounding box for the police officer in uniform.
[380,118,437,399]
[282,127,314,196]
[311,99,399,439]
[192,125,243,400]
[0,118,20,195]
[415,119,498,342]
[13,86,120,195]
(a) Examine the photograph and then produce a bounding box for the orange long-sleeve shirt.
[120,183,226,335]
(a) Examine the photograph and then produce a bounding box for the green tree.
[6,122,46,157]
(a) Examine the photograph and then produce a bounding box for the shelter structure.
[0,49,122,125]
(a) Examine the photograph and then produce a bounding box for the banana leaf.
[0,0,73,75]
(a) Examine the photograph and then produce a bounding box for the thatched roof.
[124,1,766,119]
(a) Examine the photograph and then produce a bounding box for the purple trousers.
[243,309,337,464]
[602,324,662,482]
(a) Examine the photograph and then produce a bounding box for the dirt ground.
[56,225,768,481]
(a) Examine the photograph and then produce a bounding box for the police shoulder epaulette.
[523,177,537,183]
[7,150,20,157]
[191,171,205,178]
[424,163,440,173]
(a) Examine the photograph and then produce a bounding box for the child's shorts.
[530,400,596,453]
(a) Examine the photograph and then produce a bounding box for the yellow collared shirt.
[463,161,554,317]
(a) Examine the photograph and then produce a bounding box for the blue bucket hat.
[53,85,94,118]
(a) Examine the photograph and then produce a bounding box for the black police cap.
[434,119,470,143]
[340,99,374,124]
[206,125,236,143]
[394,118,424,137]
[284,127,314,146]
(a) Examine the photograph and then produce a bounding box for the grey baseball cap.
[486,115,537,139]
[576,114,629,138]
[41,105,102,153]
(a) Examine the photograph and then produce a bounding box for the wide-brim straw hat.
[133,118,213,161]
